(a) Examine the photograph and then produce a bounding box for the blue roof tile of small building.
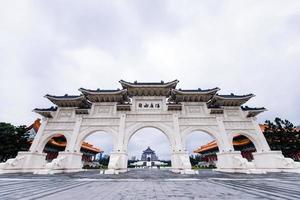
[143,146,155,153]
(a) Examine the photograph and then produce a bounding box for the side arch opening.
[185,131,219,169]
[42,134,67,162]
[78,131,114,170]
[232,134,257,161]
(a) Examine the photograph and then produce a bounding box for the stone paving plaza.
[0,169,299,200]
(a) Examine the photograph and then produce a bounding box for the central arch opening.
[127,127,171,169]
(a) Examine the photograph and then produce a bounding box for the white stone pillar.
[66,117,83,152]
[250,119,270,152]
[29,118,49,152]
[172,114,184,151]
[171,114,193,174]
[106,114,128,174]
[215,118,253,172]
[52,117,83,172]
[216,117,234,152]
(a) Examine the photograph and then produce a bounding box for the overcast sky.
[1,1,299,158]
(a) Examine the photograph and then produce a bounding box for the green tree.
[264,118,300,157]
[0,122,30,162]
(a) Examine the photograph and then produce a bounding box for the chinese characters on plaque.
[138,102,161,109]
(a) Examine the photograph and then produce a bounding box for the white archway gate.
[1,80,299,174]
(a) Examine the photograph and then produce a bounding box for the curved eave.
[33,107,57,118]
[170,88,220,102]
[241,106,267,111]
[119,79,179,89]
[49,139,67,148]
[193,138,253,153]
[215,94,255,100]
[45,94,88,107]
[81,145,102,153]
[45,94,84,101]
[245,108,267,117]
[79,88,127,95]
[33,107,57,112]
[193,142,218,153]
[171,87,220,95]
[48,139,101,153]
[79,88,128,102]
[34,111,53,118]
[212,94,255,106]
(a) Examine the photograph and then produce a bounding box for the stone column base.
[57,152,83,170]
[216,151,254,169]
[0,151,47,174]
[253,151,300,171]
[33,152,83,174]
[171,151,192,172]
[215,151,268,174]
[107,152,128,172]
